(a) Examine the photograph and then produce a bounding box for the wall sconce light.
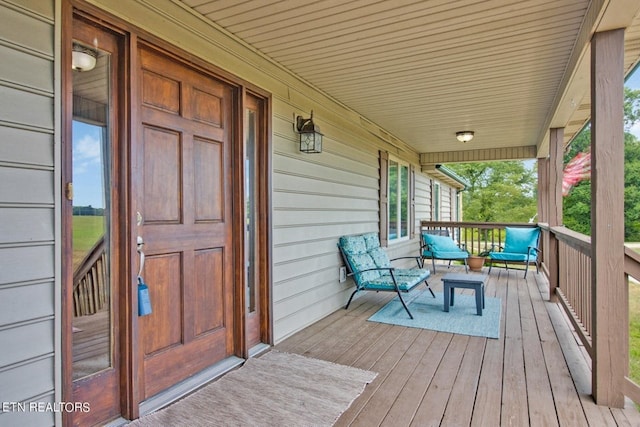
[455,130,474,143]
[72,42,98,72]
[295,111,323,153]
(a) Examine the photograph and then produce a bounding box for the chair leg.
[463,259,468,273]
[424,279,436,298]
[432,257,437,274]
[488,259,493,274]
[397,290,414,319]
[345,289,359,309]
[524,255,530,279]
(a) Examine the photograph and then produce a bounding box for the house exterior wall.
[0,1,58,426]
[83,0,460,342]
[0,1,460,423]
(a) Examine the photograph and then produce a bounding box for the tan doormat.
[128,351,377,426]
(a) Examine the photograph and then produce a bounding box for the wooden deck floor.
[274,264,640,426]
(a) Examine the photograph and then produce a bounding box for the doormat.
[368,290,502,339]
[128,351,377,426]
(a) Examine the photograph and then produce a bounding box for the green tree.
[448,161,537,223]
[562,86,640,240]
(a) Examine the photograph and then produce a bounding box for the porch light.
[295,111,323,153]
[456,130,474,143]
[72,43,97,72]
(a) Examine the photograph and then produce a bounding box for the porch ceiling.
[181,0,640,160]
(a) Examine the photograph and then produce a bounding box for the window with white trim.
[433,182,441,221]
[388,156,410,242]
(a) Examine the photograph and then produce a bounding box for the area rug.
[368,290,502,339]
[128,351,377,427]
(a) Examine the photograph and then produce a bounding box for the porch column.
[547,128,563,302]
[537,157,549,270]
[591,28,626,408]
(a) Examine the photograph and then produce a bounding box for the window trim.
[383,153,412,245]
[433,181,441,221]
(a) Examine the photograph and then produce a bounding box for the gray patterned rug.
[128,351,377,426]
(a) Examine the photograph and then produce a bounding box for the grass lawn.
[631,282,640,384]
[73,215,105,269]
[629,243,640,386]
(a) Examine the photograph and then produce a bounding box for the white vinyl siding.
[415,173,432,229]
[441,185,452,221]
[85,0,447,343]
[0,0,450,377]
[0,1,56,427]
[271,107,382,340]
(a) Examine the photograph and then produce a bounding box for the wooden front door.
[134,44,236,399]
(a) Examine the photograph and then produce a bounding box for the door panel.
[194,138,223,221]
[142,126,181,222]
[141,253,182,355]
[194,248,224,336]
[136,45,235,400]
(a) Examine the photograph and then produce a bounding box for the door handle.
[137,235,145,277]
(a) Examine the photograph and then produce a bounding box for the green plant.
[477,249,491,257]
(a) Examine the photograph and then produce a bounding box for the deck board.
[378,332,452,426]
[274,263,640,426]
[349,330,436,426]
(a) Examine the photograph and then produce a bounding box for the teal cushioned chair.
[338,232,434,319]
[420,232,469,273]
[488,227,541,278]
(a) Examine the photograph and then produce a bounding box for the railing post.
[591,28,626,408]
[547,128,564,302]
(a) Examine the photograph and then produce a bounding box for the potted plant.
[467,249,491,272]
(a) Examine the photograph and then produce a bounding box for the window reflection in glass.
[71,49,112,380]
[389,160,398,240]
[245,109,257,313]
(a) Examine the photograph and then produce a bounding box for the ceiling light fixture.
[456,130,474,143]
[72,42,98,72]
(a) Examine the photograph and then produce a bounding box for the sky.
[73,120,105,208]
[627,68,640,139]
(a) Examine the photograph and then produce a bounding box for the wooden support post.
[548,128,563,302]
[538,157,549,270]
[591,29,626,408]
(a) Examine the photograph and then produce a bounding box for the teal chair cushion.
[429,250,468,260]
[490,252,537,262]
[349,253,381,283]
[502,227,540,254]
[422,233,468,260]
[362,232,380,251]
[368,247,391,268]
[423,233,462,252]
[339,235,367,255]
[365,274,421,291]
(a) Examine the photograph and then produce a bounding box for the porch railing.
[624,246,640,404]
[422,221,640,406]
[541,224,640,405]
[420,220,536,256]
[547,225,593,351]
[72,236,108,317]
